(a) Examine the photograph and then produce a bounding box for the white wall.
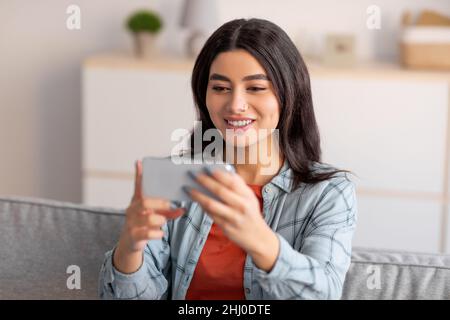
[217,0,450,61]
[0,0,448,203]
[0,0,172,202]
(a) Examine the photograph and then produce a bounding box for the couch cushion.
[1,196,449,299]
[342,247,450,299]
[0,196,124,299]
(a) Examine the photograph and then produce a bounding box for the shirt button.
[245,288,251,294]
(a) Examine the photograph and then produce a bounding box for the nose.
[227,89,247,113]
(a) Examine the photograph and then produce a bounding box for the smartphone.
[141,156,236,204]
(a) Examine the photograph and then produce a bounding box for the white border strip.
[402,26,450,44]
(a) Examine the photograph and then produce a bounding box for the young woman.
[99,18,357,300]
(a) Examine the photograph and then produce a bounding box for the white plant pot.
[134,32,159,58]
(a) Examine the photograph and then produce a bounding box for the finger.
[207,169,254,197]
[188,187,239,224]
[193,172,244,208]
[132,159,143,201]
[156,208,186,220]
[126,200,145,218]
[133,210,166,228]
[132,226,164,241]
[141,197,171,211]
[146,212,167,228]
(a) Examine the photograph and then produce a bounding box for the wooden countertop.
[83,53,450,83]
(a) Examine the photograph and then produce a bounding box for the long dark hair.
[188,18,352,191]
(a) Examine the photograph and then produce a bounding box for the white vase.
[186,31,207,58]
[134,32,159,58]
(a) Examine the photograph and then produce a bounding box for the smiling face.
[205,49,281,151]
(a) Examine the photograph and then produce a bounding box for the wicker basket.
[400,26,450,70]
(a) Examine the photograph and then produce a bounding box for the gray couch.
[0,196,449,300]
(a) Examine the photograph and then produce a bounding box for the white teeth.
[227,120,253,127]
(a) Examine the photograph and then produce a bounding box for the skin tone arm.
[113,160,185,274]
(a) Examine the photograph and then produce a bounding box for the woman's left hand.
[184,168,280,271]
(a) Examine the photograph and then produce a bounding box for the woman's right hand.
[117,159,186,254]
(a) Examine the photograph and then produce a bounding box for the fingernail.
[182,185,192,194]
[169,200,182,210]
[204,166,214,176]
[225,164,235,173]
[187,170,197,180]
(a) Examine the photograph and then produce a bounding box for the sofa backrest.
[342,248,449,299]
[0,196,124,299]
[0,196,449,299]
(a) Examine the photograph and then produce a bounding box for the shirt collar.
[190,152,296,194]
[267,158,294,193]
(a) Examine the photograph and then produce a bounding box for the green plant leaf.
[126,10,163,33]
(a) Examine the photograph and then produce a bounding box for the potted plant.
[126,10,163,58]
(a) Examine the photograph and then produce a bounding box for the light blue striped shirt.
[98,159,357,299]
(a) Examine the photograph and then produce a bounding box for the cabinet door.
[311,78,449,252]
[311,78,448,194]
[83,68,196,171]
[446,206,450,254]
[82,68,195,207]
[83,176,132,209]
[353,196,442,253]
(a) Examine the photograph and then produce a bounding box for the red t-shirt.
[185,184,263,300]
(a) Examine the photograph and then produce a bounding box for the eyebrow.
[209,73,270,82]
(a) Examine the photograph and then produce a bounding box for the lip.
[224,116,256,121]
[224,118,255,132]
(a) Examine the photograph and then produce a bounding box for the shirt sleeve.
[98,220,172,300]
[253,174,357,299]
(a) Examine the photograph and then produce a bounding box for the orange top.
[185,184,264,300]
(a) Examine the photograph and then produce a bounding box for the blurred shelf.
[305,58,450,82]
[83,53,195,72]
[83,53,450,82]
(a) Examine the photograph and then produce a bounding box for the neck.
[222,137,284,186]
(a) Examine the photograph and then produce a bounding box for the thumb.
[132,159,143,201]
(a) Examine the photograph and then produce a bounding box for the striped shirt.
[98,159,358,300]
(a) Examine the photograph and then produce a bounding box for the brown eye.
[248,87,266,92]
[212,86,229,92]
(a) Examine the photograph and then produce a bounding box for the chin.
[223,136,259,149]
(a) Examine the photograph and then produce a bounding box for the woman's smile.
[224,117,256,131]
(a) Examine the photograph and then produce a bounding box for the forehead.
[209,49,267,78]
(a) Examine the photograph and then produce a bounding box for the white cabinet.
[312,79,448,194]
[447,206,450,253]
[352,197,442,253]
[312,77,449,253]
[82,54,450,253]
[82,55,196,209]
